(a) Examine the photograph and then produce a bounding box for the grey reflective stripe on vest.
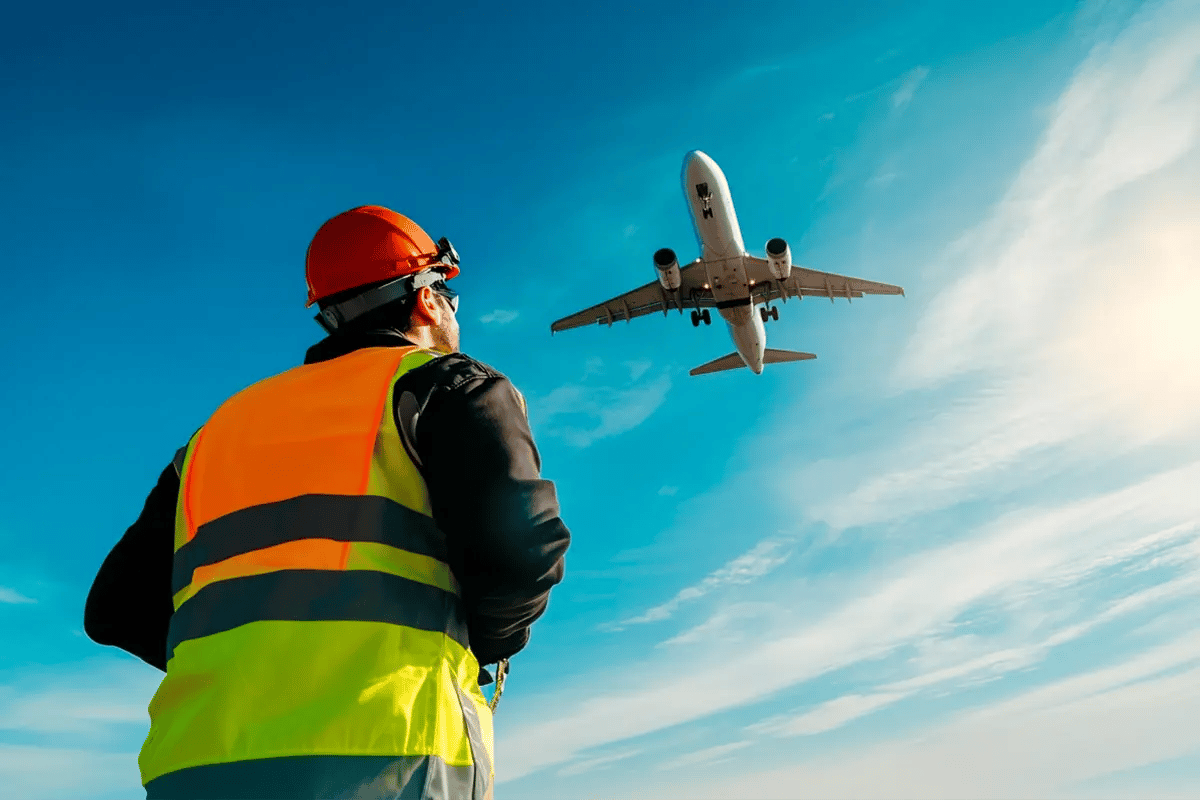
[454,685,492,800]
[145,753,481,800]
[171,494,448,596]
[166,569,469,659]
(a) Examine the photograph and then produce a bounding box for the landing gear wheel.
[691,310,700,327]
[770,306,779,321]
[760,307,769,323]
[701,309,711,325]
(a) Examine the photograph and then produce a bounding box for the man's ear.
[409,286,439,327]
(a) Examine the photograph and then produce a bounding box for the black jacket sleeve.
[84,460,179,671]
[395,354,570,666]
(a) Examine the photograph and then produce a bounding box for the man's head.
[305,205,462,353]
[393,279,460,354]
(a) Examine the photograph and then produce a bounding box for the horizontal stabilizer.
[763,348,817,364]
[689,348,817,376]
[689,352,745,376]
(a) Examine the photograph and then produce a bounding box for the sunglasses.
[430,281,459,314]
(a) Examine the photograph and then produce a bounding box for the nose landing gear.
[690,309,712,327]
[760,305,779,323]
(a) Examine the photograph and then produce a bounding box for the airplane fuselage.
[681,150,766,373]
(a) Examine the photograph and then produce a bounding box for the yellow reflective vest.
[140,346,494,800]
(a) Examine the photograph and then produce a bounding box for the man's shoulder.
[402,351,512,394]
[395,352,529,435]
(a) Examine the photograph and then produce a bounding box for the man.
[84,205,571,800]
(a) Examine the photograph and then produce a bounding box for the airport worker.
[84,205,571,800]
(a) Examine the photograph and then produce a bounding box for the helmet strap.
[314,269,447,333]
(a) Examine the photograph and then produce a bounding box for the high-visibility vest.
[139,346,494,800]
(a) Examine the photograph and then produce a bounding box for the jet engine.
[654,248,682,291]
[765,238,792,280]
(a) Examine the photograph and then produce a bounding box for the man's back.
[85,204,570,799]
[86,334,570,800]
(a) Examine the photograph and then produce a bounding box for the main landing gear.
[690,309,712,327]
[760,305,779,323]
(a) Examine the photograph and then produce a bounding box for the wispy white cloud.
[741,63,784,81]
[792,0,1200,535]
[0,587,35,604]
[530,362,672,448]
[749,692,907,737]
[898,4,1200,410]
[742,566,1200,744]
[657,485,679,496]
[890,66,929,109]
[867,169,899,188]
[691,642,1200,799]
[555,747,642,777]
[500,409,1200,782]
[479,308,519,325]
[659,741,753,771]
[660,601,787,647]
[0,688,149,736]
[602,537,795,630]
[0,658,160,737]
[0,745,141,800]
[625,359,652,381]
[0,658,160,799]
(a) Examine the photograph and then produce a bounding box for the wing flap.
[550,260,712,333]
[744,257,904,301]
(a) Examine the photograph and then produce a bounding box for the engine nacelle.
[654,247,681,291]
[765,237,791,280]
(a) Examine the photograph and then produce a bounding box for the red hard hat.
[304,205,460,307]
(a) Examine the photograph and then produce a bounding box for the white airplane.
[550,150,905,375]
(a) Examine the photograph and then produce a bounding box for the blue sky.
[3,0,1200,797]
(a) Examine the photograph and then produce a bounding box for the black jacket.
[84,329,570,678]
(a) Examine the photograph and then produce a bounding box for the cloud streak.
[554,747,642,777]
[697,639,1200,799]
[529,361,672,448]
[0,587,35,604]
[602,537,795,630]
[793,0,1200,536]
[659,741,753,771]
[0,658,160,738]
[890,66,929,109]
[479,309,519,325]
[500,459,1200,781]
[748,693,907,737]
[0,658,161,799]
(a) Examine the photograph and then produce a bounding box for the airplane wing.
[744,256,905,302]
[550,259,713,333]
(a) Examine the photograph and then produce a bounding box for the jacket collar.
[304,328,417,365]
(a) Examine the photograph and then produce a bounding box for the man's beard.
[430,321,459,353]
